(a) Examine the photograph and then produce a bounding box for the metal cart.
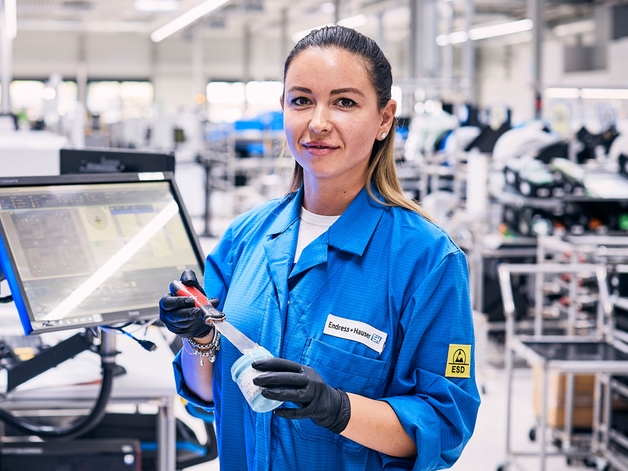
[497,263,628,471]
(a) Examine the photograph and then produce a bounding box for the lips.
[303,142,339,150]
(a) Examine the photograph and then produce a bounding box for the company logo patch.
[445,344,471,378]
[323,314,387,354]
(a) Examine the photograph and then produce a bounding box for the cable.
[102,326,158,352]
[0,343,116,441]
[0,326,155,440]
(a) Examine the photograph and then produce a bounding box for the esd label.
[445,344,471,378]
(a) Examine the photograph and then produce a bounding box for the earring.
[380,132,387,140]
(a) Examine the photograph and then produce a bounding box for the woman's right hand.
[159,269,219,339]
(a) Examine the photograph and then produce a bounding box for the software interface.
[0,181,202,332]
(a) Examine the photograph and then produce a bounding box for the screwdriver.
[169,280,259,354]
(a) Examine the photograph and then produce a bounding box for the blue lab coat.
[173,185,480,471]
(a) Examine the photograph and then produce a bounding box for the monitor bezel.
[0,172,205,335]
[60,148,176,175]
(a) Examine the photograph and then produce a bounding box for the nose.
[309,105,330,134]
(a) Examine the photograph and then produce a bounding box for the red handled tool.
[169,280,226,323]
[169,280,258,353]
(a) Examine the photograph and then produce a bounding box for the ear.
[379,99,397,136]
[280,95,285,110]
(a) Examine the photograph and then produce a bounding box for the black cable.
[105,326,157,352]
[0,347,116,441]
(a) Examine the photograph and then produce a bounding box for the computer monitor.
[0,173,204,335]
[60,148,175,175]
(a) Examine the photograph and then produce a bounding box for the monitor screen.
[60,148,175,175]
[0,173,204,335]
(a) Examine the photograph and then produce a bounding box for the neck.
[302,174,366,216]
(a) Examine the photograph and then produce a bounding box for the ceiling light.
[4,0,17,39]
[436,18,533,46]
[580,88,628,100]
[447,31,468,44]
[135,0,179,12]
[544,87,580,99]
[291,15,368,43]
[543,88,628,100]
[42,87,57,100]
[151,0,229,42]
[468,19,533,40]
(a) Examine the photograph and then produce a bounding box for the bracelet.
[185,331,221,366]
[192,329,215,343]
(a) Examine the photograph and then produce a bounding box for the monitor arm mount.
[0,328,119,440]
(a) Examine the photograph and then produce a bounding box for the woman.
[160,25,480,470]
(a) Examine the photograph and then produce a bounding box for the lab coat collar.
[265,184,386,257]
[265,188,302,238]
[328,185,386,257]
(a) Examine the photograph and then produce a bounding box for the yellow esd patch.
[445,344,471,378]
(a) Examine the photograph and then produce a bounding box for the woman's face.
[282,47,396,190]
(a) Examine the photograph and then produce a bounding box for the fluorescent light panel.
[292,15,368,43]
[151,0,229,42]
[581,88,628,100]
[4,0,17,39]
[544,87,580,99]
[469,19,533,40]
[436,18,533,46]
[544,88,628,100]
[135,0,179,12]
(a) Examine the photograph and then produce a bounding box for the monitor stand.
[1,331,95,395]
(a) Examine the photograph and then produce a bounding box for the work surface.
[0,301,177,407]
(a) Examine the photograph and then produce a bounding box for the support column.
[150,39,158,105]
[0,9,13,115]
[243,23,251,113]
[76,33,87,106]
[409,0,439,81]
[334,0,340,24]
[192,22,204,104]
[421,0,438,81]
[409,0,419,80]
[280,7,288,65]
[462,0,475,103]
[377,11,386,55]
[439,0,453,99]
[528,0,543,118]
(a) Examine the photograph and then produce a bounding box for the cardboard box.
[533,366,596,428]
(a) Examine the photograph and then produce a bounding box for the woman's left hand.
[252,358,351,434]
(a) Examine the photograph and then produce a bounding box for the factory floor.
[183,222,591,471]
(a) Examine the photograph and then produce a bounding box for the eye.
[336,98,356,108]
[290,96,311,106]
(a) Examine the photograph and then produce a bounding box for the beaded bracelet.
[185,330,221,366]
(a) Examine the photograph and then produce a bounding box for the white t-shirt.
[294,206,340,263]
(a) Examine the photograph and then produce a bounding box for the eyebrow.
[287,86,365,97]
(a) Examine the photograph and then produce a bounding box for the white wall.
[11,28,285,113]
[474,35,628,126]
[475,40,535,125]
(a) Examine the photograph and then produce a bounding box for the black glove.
[159,269,220,339]
[252,358,351,434]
